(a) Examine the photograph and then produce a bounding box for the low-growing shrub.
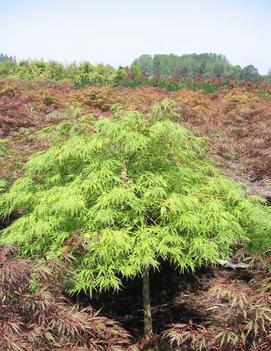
[163,273,271,350]
[0,245,131,351]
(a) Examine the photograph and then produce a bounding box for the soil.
[72,262,256,350]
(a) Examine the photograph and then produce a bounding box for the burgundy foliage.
[0,245,131,351]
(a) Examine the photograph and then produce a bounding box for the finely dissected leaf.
[1,101,271,295]
[0,246,131,350]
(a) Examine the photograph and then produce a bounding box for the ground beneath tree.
[72,262,257,350]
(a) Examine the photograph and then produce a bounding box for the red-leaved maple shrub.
[163,253,271,351]
[0,245,131,351]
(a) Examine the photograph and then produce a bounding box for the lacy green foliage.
[0,245,131,351]
[0,102,270,294]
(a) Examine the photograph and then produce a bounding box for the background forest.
[0,52,269,90]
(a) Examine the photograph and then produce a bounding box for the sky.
[0,0,270,74]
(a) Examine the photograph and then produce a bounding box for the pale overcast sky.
[0,0,270,74]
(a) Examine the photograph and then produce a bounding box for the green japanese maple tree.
[1,101,270,337]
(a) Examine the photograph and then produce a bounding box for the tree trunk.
[142,266,153,338]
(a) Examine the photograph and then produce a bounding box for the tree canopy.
[1,101,270,295]
[0,52,263,86]
[133,53,244,79]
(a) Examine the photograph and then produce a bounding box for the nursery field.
[1,79,271,194]
[0,79,271,350]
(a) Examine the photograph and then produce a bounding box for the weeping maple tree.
[1,100,271,338]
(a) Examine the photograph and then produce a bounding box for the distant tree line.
[0,52,270,90]
[0,53,16,63]
[132,53,262,81]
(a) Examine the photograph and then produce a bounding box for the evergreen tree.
[1,101,271,338]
